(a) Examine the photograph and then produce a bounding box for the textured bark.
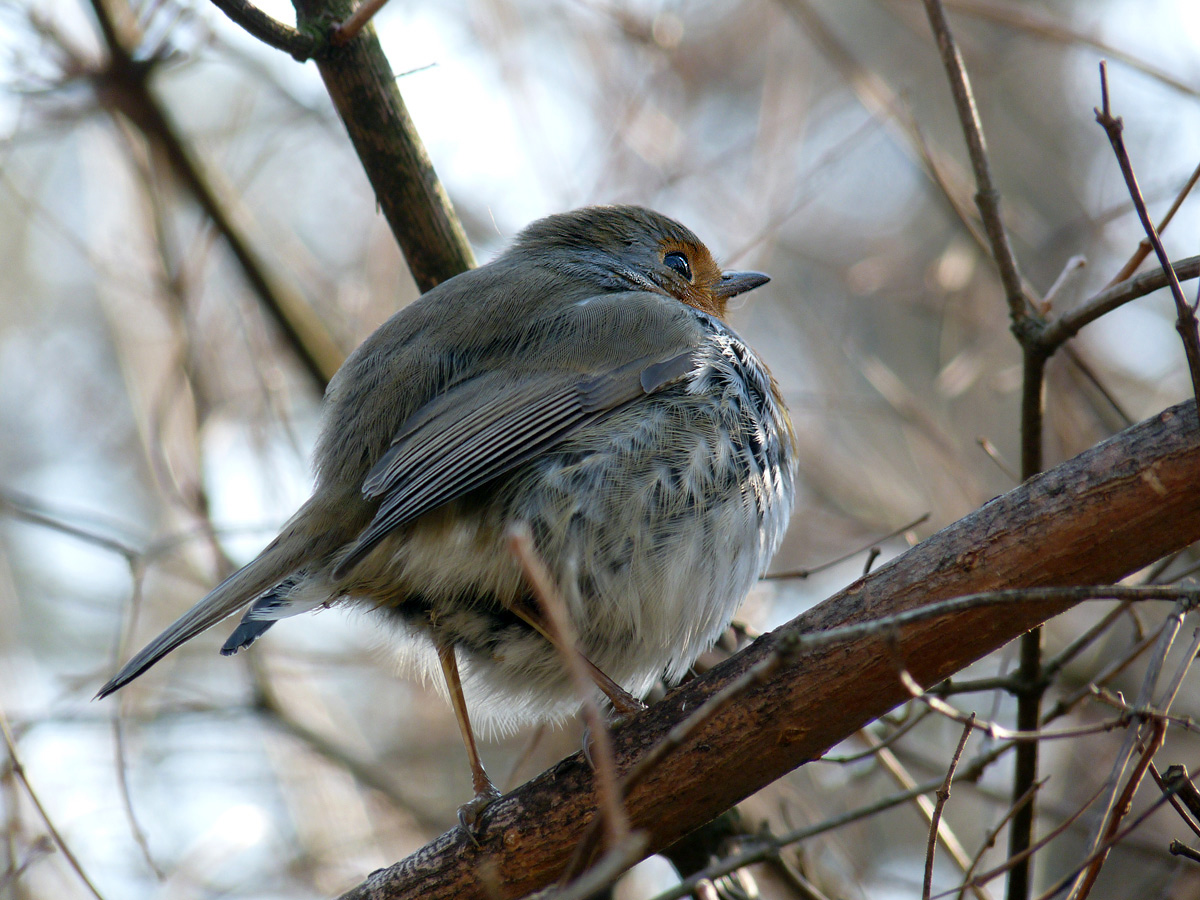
[292,0,476,291]
[338,400,1200,899]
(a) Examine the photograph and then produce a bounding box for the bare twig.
[901,671,1147,745]
[931,0,1200,99]
[650,777,951,900]
[534,833,651,900]
[1151,764,1200,841]
[207,0,317,59]
[292,0,477,291]
[1065,597,1190,900]
[1038,255,1200,350]
[920,0,1028,326]
[944,784,1105,900]
[569,635,801,880]
[1043,630,1163,725]
[89,0,344,389]
[1106,158,1200,285]
[794,585,1200,654]
[861,729,990,900]
[1094,61,1200,421]
[918,11,1047,890]
[766,512,929,580]
[507,525,630,855]
[1039,756,1188,900]
[925,715,975,900]
[1042,255,1087,311]
[250,670,446,830]
[0,709,108,900]
[956,779,1047,900]
[822,709,933,763]
[1170,840,1200,864]
[1073,719,1167,900]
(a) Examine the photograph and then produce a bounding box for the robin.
[98,205,796,830]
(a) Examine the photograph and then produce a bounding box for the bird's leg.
[507,600,645,717]
[437,641,501,838]
[580,656,645,717]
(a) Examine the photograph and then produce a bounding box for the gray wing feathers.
[333,350,695,579]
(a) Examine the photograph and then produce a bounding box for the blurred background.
[3,0,1200,897]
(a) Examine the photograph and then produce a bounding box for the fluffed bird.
[98,205,796,830]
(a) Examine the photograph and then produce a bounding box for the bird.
[97,205,796,831]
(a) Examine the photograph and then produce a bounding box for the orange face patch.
[658,238,728,318]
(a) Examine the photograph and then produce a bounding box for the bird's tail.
[96,503,327,698]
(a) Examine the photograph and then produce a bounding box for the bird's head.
[510,205,769,319]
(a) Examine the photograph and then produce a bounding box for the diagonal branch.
[1094,62,1200,424]
[338,400,1200,900]
[290,0,476,290]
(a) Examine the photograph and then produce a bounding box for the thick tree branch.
[338,400,1200,899]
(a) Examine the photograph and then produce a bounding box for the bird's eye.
[663,251,692,281]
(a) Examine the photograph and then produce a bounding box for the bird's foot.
[457,783,503,844]
[607,691,647,720]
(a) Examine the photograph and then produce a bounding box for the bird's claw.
[457,784,503,844]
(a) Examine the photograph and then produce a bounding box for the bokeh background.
[3,0,1200,897]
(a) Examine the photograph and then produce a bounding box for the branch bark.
[338,400,1200,899]
[290,0,476,290]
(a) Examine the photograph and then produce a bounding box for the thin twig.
[860,728,990,899]
[1170,840,1200,864]
[956,779,1047,900]
[207,0,317,60]
[941,783,1106,900]
[920,0,1028,326]
[919,14,1048,891]
[924,714,975,900]
[1038,256,1200,350]
[89,0,343,389]
[507,525,630,853]
[1041,601,1134,681]
[1094,61,1200,422]
[0,709,108,900]
[1043,629,1163,725]
[821,709,933,764]
[794,585,1200,654]
[1106,158,1200,286]
[766,512,929,580]
[901,671,1146,745]
[1039,744,1185,900]
[1042,255,1088,311]
[1065,597,1188,900]
[571,636,799,884]
[1150,764,1200,841]
[648,777,950,900]
[1072,719,1167,900]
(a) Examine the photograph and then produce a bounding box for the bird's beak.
[713,270,770,300]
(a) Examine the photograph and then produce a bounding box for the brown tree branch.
[89,0,346,389]
[337,400,1200,899]
[1038,256,1200,352]
[208,0,317,60]
[290,0,476,290]
[920,0,1029,329]
[918,6,1045,895]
